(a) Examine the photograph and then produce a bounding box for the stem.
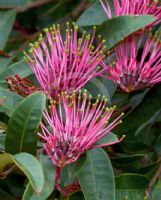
[146,158,161,197]
[71,0,90,19]
[0,164,16,179]
[0,0,55,12]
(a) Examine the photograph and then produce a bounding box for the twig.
[146,158,161,198]
[0,164,16,179]
[112,104,131,120]
[71,0,90,19]
[0,0,55,12]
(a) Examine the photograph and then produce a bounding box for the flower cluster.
[24,23,105,98]
[3,0,160,198]
[23,22,124,195]
[100,0,161,22]
[39,90,123,167]
[21,2,160,195]
[101,30,161,92]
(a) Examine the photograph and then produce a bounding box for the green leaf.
[0,11,16,49]
[0,61,32,84]
[0,57,13,72]
[112,154,159,174]
[0,0,34,7]
[112,92,129,108]
[5,92,46,156]
[79,148,115,200]
[97,15,156,49]
[60,154,86,188]
[0,88,23,116]
[77,1,107,26]
[111,154,145,164]
[13,153,44,194]
[116,190,145,200]
[22,155,55,200]
[115,85,161,138]
[94,132,119,147]
[134,110,160,136]
[115,173,149,189]
[129,89,149,109]
[85,77,117,102]
[116,186,161,200]
[151,179,161,200]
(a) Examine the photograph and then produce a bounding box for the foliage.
[0,0,160,200]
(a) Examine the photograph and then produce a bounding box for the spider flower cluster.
[39,90,123,167]
[24,23,105,98]
[100,0,161,21]
[101,30,161,92]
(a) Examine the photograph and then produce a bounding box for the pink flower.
[24,23,105,98]
[101,30,161,92]
[39,90,123,167]
[100,0,161,23]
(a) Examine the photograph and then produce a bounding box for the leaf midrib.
[90,151,98,200]
[18,99,40,152]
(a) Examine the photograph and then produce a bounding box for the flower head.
[101,30,161,92]
[24,23,105,98]
[100,0,161,23]
[39,90,123,167]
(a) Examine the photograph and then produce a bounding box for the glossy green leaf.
[112,153,159,174]
[115,173,149,189]
[116,188,161,200]
[129,89,149,109]
[22,155,55,200]
[0,88,23,116]
[77,0,107,26]
[85,77,117,102]
[138,161,160,175]
[0,11,16,49]
[116,187,161,200]
[112,92,129,108]
[134,110,160,136]
[79,148,115,200]
[111,154,145,164]
[97,15,155,49]
[0,57,13,72]
[77,0,115,26]
[60,154,86,188]
[13,153,44,193]
[0,61,32,83]
[0,0,34,7]
[116,190,145,200]
[94,132,119,147]
[150,179,161,200]
[115,85,161,138]
[5,92,46,155]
